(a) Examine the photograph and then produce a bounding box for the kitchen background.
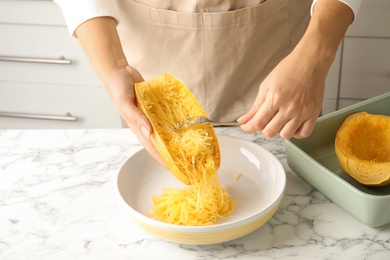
[0,0,389,129]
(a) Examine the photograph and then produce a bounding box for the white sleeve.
[311,0,363,19]
[54,0,119,37]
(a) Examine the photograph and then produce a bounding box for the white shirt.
[54,0,363,37]
[311,0,362,16]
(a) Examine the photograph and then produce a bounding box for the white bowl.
[116,135,286,245]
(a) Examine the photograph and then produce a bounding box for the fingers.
[239,99,278,134]
[241,111,317,139]
[111,66,166,167]
[239,92,320,139]
[239,87,281,135]
[238,90,267,125]
[238,88,270,131]
[122,107,167,167]
[292,117,317,139]
[277,116,315,139]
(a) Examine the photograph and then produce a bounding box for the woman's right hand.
[106,65,166,167]
[74,17,165,167]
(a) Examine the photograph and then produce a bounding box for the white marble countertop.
[1,127,389,260]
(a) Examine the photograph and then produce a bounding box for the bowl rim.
[116,134,286,231]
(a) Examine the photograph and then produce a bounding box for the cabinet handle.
[0,56,72,65]
[0,111,77,121]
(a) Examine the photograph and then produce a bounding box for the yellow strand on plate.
[149,127,235,226]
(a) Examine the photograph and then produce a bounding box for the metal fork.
[174,115,241,130]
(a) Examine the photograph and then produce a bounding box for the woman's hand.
[238,0,354,140]
[238,50,325,139]
[106,65,166,166]
[75,17,165,166]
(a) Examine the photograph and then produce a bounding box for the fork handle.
[211,122,241,127]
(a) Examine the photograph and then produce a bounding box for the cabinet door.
[339,38,390,101]
[0,82,122,129]
[0,24,101,87]
[0,1,65,26]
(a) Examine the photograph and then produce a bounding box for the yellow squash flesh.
[335,112,390,186]
[134,73,220,185]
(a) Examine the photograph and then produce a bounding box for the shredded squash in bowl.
[134,74,235,226]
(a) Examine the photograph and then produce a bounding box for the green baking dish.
[285,92,390,227]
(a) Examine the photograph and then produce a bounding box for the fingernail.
[237,116,245,123]
[141,125,150,138]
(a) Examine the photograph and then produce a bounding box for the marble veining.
[0,128,389,260]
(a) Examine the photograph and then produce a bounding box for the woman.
[54,0,361,165]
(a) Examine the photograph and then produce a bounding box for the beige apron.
[116,0,312,122]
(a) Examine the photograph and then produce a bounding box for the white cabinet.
[0,24,101,87]
[0,82,120,129]
[0,0,122,129]
[322,0,390,113]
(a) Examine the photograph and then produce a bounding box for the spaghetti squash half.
[135,73,235,225]
[335,112,390,186]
